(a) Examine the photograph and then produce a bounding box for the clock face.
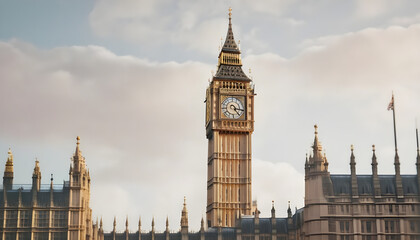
[221,97,245,119]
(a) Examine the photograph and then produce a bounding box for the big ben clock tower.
[205,8,255,228]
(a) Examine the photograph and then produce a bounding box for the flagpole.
[416,119,419,153]
[392,94,398,154]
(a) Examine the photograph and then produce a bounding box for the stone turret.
[305,125,332,205]
[31,159,41,206]
[3,148,14,191]
[271,201,276,240]
[69,136,92,239]
[32,159,41,191]
[306,125,330,175]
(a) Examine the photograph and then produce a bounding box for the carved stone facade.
[0,137,93,240]
[303,126,420,240]
[205,8,255,228]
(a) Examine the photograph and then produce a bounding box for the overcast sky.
[1,0,420,233]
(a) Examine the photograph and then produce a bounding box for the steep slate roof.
[240,217,288,234]
[205,228,218,240]
[215,65,250,81]
[214,10,250,82]
[330,174,419,196]
[0,185,70,208]
[221,228,236,240]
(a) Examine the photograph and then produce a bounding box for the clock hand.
[229,105,241,115]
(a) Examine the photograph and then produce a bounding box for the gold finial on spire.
[76,136,80,145]
[228,7,232,18]
[351,144,354,151]
[272,200,274,208]
[372,144,376,151]
[314,124,318,134]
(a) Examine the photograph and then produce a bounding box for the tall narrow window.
[35,210,49,228]
[6,210,17,228]
[52,211,67,227]
[19,210,31,227]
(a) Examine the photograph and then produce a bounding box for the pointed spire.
[100,217,103,229]
[371,145,378,176]
[3,148,14,191]
[287,201,292,218]
[183,196,187,212]
[126,215,129,228]
[166,216,169,232]
[221,7,240,53]
[271,200,275,218]
[138,216,141,227]
[200,217,205,232]
[32,159,41,191]
[152,217,155,232]
[371,144,381,196]
[313,125,323,154]
[181,196,188,228]
[113,216,116,231]
[215,8,250,81]
[33,159,41,175]
[349,145,358,198]
[350,145,356,174]
[50,174,54,189]
[308,125,330,174]
[75,136,81,155]
[4,148,14,173]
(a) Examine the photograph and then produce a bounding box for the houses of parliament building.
[1,9,419,240]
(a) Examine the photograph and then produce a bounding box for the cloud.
[0,39,211,231]
[354,0,400,19]
[390,14,420,26]
[88,0,297,56]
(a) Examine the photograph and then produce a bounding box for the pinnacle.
[221,8,240,53]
